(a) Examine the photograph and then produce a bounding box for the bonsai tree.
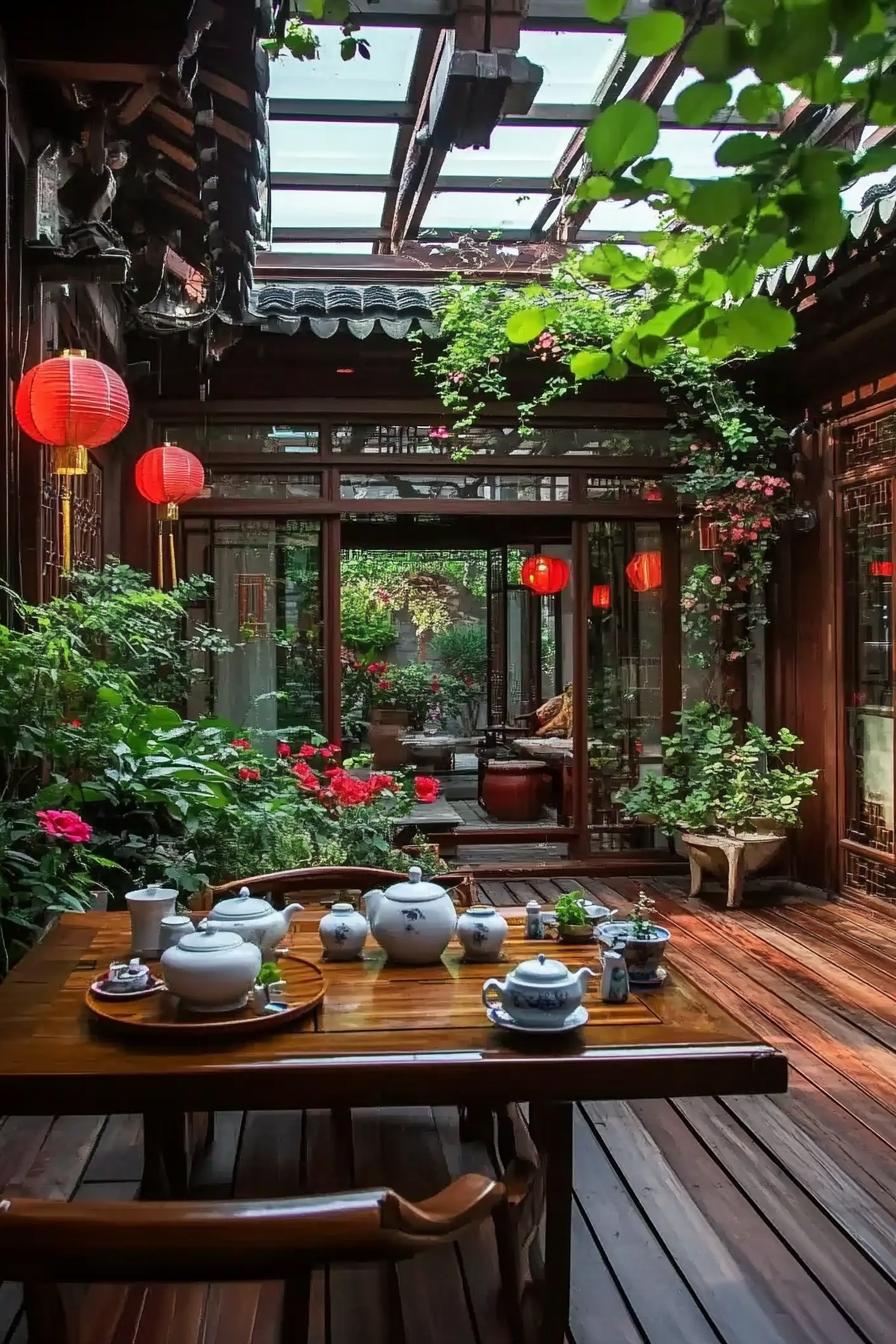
[617,702,817,838]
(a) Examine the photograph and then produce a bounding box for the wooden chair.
[0,1168,529,1344]
[199,865,470,910]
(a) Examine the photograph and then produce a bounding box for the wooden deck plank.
[585,1099,798,1344]
[571,1106,718,1344]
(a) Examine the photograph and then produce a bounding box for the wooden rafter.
[273,171,553,193]
[555,46,687,243]
[382,27,446,253]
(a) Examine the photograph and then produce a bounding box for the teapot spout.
[575,965,598,990]
[363,888,385,926]
[282,902,304,925]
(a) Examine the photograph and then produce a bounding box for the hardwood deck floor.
[3,877,896,1343]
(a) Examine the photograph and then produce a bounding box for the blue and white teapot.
[363,867,457,965]
[482,953,595,1028]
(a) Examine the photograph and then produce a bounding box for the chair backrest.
[0,1174,503,1284]
[201,865,467,909]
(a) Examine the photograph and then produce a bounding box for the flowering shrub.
[36,809,93,843]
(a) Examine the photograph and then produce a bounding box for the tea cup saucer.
[486,1003,588,1034]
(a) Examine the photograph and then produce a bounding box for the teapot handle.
[481,979,504,1013]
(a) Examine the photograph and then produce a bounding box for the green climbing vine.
[412,258,788,669]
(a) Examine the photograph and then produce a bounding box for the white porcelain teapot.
[204,887,302,956]
[363,866,456,965]
[482,953,596,1028]
[161,927,262,1013]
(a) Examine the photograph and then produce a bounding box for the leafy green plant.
[554,891,590,927]
[617,702,817,837]
[341,584,396,658]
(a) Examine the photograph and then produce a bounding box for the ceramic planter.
[557,922,594,944]
[680,831,788,908]
[597,921,670,985]
[482,760,546,822]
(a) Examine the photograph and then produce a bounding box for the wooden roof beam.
[556,45,689,242]
[380,28,446,253]
[273,171,553,192]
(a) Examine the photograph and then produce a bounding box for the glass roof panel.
[420,192,552,231]
[441,126,575,179]
[518,30,625,105]
[655,128,737,178]
[271,190,387,229]
[267,241,375,253]
[267,26,420,100]
[270,121,398,173]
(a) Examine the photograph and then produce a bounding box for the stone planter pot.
[680,831,788,909]
[367,707,410,769]
[597,920,670,985]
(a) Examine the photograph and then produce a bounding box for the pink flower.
[297,743,316,758]
[449,372,465,384]
[736,479,747,489]
[710,575,723,586]
[711,614,721,622]
[377,678,393,691]
[231,737,251,750]
[276,742,291,758]
[763,487,774,497]
[319,746,334,759]
[726,651,743,661]
[238,766,260,782]
[761,519,772,529]
[36,809,92,843]
[750,481,762,492]
[429,426,452,441]
[66,718,82,729]
[414,776,441,803]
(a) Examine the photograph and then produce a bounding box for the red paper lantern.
[135,443,205,514]
[591,583,611,609]
[15,350,129,469]
[520,555,569,595]
[869,560,894,577]
[625,551,663,593]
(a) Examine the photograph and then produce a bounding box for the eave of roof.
[243,282,442,337]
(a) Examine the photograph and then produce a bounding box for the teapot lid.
[212,887,274,920]
[382,866,447,904]
[177,928,245,954]
[508,952,573,985]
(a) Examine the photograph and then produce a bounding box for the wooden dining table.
[0,908,786,1344]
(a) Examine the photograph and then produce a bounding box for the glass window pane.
[163,424,319,455]
[266,241,375,253]
[441,126,575,179]
[655,129,737,178]
[461,425,671,458]
[202,472,321,499]
[267,27,420,100]
[270,121,397,173]
[333,424,445,455]
[272,189,387,229]
[341,473,569,501]
[843,479,894,853]
[519,31,625,105]
[421,191,551,231]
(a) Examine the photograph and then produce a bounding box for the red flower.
[66,718,82,729]
[327,743,342,755]
[231,737,251,750]
[430,677,441,692]
[238,767,260,782]
[368,772,396,794]
[293,761,321,791]
[319,746,334,759]
[414,776,440,804]
[36,809,92,843]
[276,741,291,758]
[297,743,316,758]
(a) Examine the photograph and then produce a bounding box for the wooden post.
[571,520,590,857]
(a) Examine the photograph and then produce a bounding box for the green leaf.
[736,83,784,124]
[683,178,751,226]
[604,354,629,380]
[753,9,833,83]
[577,175,613,201]
[714,133,778,167]
[505,308,553,344]
[809,61,843,104]
[855,146,896,177]
[830,0,872,37]
[633,157,672,190]
[727,296,796,352]
[143,705,182,730]
[569,349,610,380]
[585,0,625,19]
[675,80,731,128]
[626,10,684,58]
[686,25,750,81]
[585,100,659,172]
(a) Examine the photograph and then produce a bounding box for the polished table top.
[0,911,786,1114]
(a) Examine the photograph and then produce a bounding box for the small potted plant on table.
[597,890,670,987]
[554,890,596,943]
[617,703,817,909]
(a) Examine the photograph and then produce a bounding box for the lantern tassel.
[157,520,165,588]
[168,527,177,588]
[60,485,73,573]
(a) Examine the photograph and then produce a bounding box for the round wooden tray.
[85,956,325,1039]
